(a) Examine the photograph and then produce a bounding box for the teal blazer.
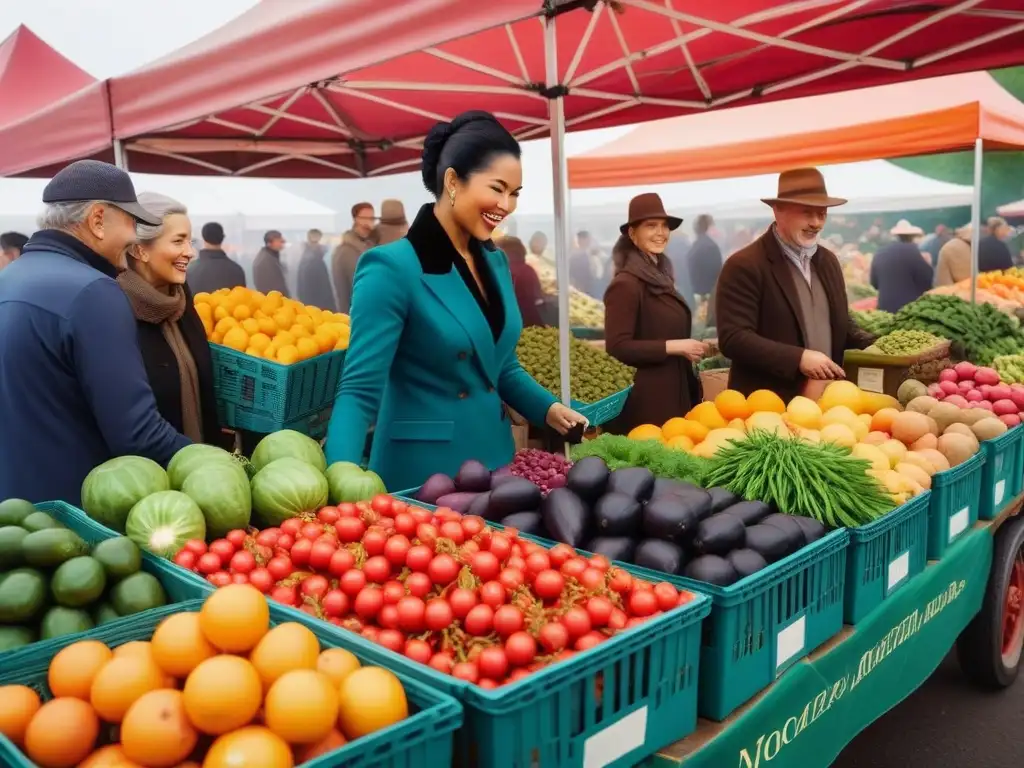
[325,205,556,492]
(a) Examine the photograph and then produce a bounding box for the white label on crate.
[995,479,1007,508]
[857,367,885,393]
[949,507,970,542]
[887,551,910,593]
[776,616,806,670]
[583,706,648,768]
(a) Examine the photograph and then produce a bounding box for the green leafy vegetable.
[570,434,708,486]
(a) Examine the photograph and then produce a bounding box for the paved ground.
[832,651,1023,768]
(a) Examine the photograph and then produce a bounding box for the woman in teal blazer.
[325,111,584,491]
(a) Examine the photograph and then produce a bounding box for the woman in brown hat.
[603,193,708,434]
[376,199,409,245]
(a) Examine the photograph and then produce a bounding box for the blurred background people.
[253,229,288,296]
[376,199,409,245]
[333,202,376,313]
[0,231,27,271]
[869,218,932,312]
[497,235,546,328]
[187,221,245,293]
[297,228,336,311]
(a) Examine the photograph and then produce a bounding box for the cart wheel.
[956,516,1024,689]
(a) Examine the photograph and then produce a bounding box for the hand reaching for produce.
[546,402,588,435]
[800,349,845,380]
[666,339,709,361]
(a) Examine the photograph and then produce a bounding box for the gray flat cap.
[43,160,161,226]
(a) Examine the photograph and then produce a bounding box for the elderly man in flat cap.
[715,167,874,403]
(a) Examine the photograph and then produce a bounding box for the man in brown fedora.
[715,167,874,402]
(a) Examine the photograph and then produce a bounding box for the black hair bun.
[420,111,504,195]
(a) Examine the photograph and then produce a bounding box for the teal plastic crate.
[978,427,1024,520]
[218,400,332,440]
[928,451,985,559]
[0,600,462,768]
[571,326,604,340]
[211,343,344,433]
[844,493,930,624]
[572,386,632,427]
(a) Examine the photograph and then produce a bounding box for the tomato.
[647,582,678,611]
[197,552,222,575]
[207,538,235,561]
[377,604,400,629]
[585,596,614,627]
[173,550,197,570]
[370,494,394,517]
[383,534,412,567]
[449,587,478,619]
[625,616,649,630]
[532,569,565,600]
[561,607,592,639]
[270,584,298,605]
[404,571,433,599]
[229,550,256,574]
[410,506,433,524]
[382,580,406,604]
[506,556,526,573]
[393,512,417,537]
[508,667,531,683]
[362,529,388,557]
[424,598,454,631]
[498,568,524,592]
[396,596,427,632]
[361,626,380,643]
[290,538,312,568]
[488,533,512,561]
[493,605,524,637]
[301,575,330,600]
[334,517,366,543]
[628,589,658,617]
[538,621,569,653]
[608,568,633,594]
[471,551,500,582]
[416,523,439,546]
[254,529,280,548]
[439,520,465,545]
[451,661,479,683]
[275,533,295,552]
[308,540,337,572]
[354,586,385,619]
[502,527,520,540]
[339,569,367,597]
[607,607,628,630]
[391,498,408,514]
[464,604,494,636]
[362,555,392,584]
[426,652,452,674]
[316,506,340,524]
[461,541,481,559]
[524,551,550,576]
[377,629,405,653]
[321,589,349,617]
[548,543,575,568]
[225,529,247,549]
[208,571,232,587]
[589,554,611,571]
[427,554,460,585]
[280,518,304,536]
[478,647,509,680]
[561,558,587,579]
[297,522,320,541]
[255,544,273,563]
[266,555,294,581]
[328,548,355,577]
[433,507,462,523]
[404,638,433,664]
[247,568,273,593]
[479,581,506,609]
[478,678,499,690]
[575,631,605,651]
[579,568,605,591]
[406,544,434,572]
[678,590,694,606]
[461,515,485,537]
[504,631,537,667]
[183,539,207,556]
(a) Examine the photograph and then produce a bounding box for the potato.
[917,448,951,473]
[971,417,1008,442]
[937,433,978,467]
[906,396,940,415]
[943,423,980,452]
[927,402,963,433]
[910,433,938,451]
[896,462,932,490]
[958,408,992,426]
[903,451,938,475]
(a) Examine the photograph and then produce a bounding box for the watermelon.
[82,456,170,533]
[181,461,251,537]
[126,490,207,558]
[251,430,327,474]
[167,444,237,489]
[326,462,386,504]
[251,458,329,526]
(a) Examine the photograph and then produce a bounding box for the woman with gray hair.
[117,192,221,445]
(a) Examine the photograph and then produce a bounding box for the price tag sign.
[857,367,885,393]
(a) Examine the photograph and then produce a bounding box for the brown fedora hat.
[619,192,682,234]
[761,167,847,208]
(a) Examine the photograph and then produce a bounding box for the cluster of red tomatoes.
[171,495,695,687]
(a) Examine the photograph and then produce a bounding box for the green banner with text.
[649,527,993,768]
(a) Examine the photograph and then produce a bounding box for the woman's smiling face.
[449,152,522,242]
[135,213,194,288]
[629,218,671,256]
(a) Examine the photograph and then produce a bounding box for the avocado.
[0,626,36,651]
[51,557,107,608]
[0,526,29,569]
[110,572,167,617]
[92,602,122,626]
[0,498,35,527]
[40,607,94,640]
[91,537,142,579]
[20,511,63,533]
[21,528,90,568]
[0,568,47,623]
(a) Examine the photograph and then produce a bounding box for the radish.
[1000,414,1022,428]
[980,384,994,398]
[927,383,945,398]
[938,368,958,383]
[957,380,975,394]
[944,394,969,409]
[966,389,985,402]
[974,367,1001,386]
[976,400,994,411]
[1011,383,1024,394]
[953,361,978,380]
[990,384,1013,401]
[938,380,959,397]
[992,399,1019,416]
[1011,390,1024,411]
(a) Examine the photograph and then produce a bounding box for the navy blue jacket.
[0,231,191,505]
[869,240,933,313]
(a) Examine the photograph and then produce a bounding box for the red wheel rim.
[1001,548,1024,667]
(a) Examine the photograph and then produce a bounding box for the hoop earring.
[449,188,456,207]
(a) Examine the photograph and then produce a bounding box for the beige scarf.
[117,269,204,442]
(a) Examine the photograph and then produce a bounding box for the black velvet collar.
[22,229,119,278]
[406,203,496,275]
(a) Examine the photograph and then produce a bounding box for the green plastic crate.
[217,400,333,440]
[927,451,985,559]
[573,386,632,427]
[571,326,604,340]
[0,600,462,768]
[844,493,930,624]
[978,427,1024,520]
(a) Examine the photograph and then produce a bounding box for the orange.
[316,648,361,688]
[264,670,338,744]
[151,612,217,678]
[294,314,315,331]
[182,655,262,735]
[193,292,212,305]
[686,401,728,430]
[257,317,278,336]
[90,656,166,723]
[24,697,99,768]
[272,310,295,330]
[627,424,663,441]
[214,316,238,335]
[213,305,229,321]
[210,331,225,345]
[121,689,197,767]
[232,304,252,321]
[296,337,320,360]
[661,417,708,443]
[276,345,300,365]
[199,584,269,653]
[288,324,310,339]
[337,667,408,740]
[222,326,250,352]
[78,744,142,767]
[314,330,337,354]
[114,641,156,661]
[241,317,261,335]
[870,407,900,434]
[48,640,113,701]
[250,623,320,691]
[714,389,752,420]
[0,685,41,746]
[665,435,694,452]
[274,330,296,348]
[204,726,294,768]
[293,728,347,763]
[248,332,272,352]
[745,389,786,414]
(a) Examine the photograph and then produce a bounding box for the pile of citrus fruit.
[194,287,350,365]
[0,585,409,767]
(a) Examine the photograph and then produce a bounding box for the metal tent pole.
[113,139,128,171]
[970,137,983,305]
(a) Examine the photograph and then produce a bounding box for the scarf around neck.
[116,269,204,443]
[618,239,679,297]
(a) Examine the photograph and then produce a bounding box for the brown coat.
[715,230,873,403]
[603,244,701,434]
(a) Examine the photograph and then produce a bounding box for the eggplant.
[743,524,791,563]
[586,537,636,564]
[566,456,610,503]
[692,513,746,556]
[760,514,805,556]
[490,474,521,489]
[728,548,768,579]
[708,487,743,514]
[540,488,590,547]
[642,494,702,544]
[651,477,700,501]
[500,511,546,537]
[789,515,827,544]
[593,492,641,537]
[685,554,739,587]
[491,465,513,480]
[634,539,686,575]
[415,473,456,505]
[434,492,479,513]
[722,500,772,526]
[455,460,492,493]
[467,491,493,519]
[606,467,655,502]
[488,478,542,518]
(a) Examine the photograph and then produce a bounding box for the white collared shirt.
[772,225,816,285]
